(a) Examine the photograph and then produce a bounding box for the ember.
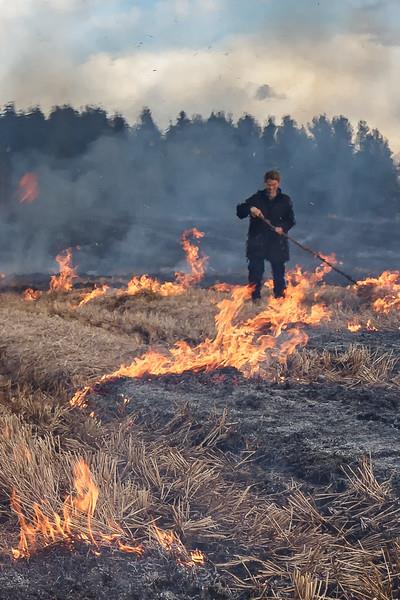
[18,172,39,204]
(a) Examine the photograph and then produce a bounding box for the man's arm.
[280,196,295,233]
[236,193,258,219]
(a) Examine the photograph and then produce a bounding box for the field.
[0,265,399,599]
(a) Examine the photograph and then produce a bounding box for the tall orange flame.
[10,459,143,559]
[175,228,208,287]
[18,172,39,204]
[125,228,208,297]
[11,460,204,565]
[49,248,78,293]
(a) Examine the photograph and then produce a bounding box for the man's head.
[264,170,280,197]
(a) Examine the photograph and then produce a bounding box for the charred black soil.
[0,548,229,600]
[85,370,399,490]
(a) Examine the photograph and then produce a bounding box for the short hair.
[264,170,281,182]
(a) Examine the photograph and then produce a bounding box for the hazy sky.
[1,0,400,150]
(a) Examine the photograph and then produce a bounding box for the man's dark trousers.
[248,257,286,299]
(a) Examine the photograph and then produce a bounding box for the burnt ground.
[0,547,229,600]
[83,328,400,490]
[85,372,400,492]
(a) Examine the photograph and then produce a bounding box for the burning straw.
[71,260,333,407]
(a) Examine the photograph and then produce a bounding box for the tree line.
[0,103,398,262]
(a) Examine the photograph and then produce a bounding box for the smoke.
[0,106,398,280]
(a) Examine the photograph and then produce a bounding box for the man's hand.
[250,206,263,218]
[275,227,284,235]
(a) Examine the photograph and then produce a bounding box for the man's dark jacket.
[236,189,295,263]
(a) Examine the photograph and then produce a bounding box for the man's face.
[265,178,279,197]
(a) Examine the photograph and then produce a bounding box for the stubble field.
[0,268,399,599]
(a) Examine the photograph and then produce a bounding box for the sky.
[1,0,400,150]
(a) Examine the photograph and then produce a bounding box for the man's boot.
[248,257,264,303]
[271,262,286,300]
[251,284,262,303]
[273,288,286,299]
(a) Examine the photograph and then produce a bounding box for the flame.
[366,319,378,331]
[71,260,332,408]
[348,318,379,333]
[11,459,202,565]
[153,526,181,552]
[22,249,78,300]
[18,172,39,204]
[355,271,400,314]
[71,459,99,543]
[153,527,205,567]
[49,248,78,293]
[125,274,186,297]
[117,541,144,554]
[190,549,205,565]
[348,322,362,333]
[23,288,42,302]
[125,228,207,297]
[347,269,400,329]
[373,295,400,313]
[211,283,235,293]
[79,284,109,306]
[72,386,92,408]
[10,458,144,559]
[175,228,208,287]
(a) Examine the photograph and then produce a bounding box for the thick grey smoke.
[0,108,398,283]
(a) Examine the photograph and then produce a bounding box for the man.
[236,170,295,301]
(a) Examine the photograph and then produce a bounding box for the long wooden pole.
[258,214,358,286]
